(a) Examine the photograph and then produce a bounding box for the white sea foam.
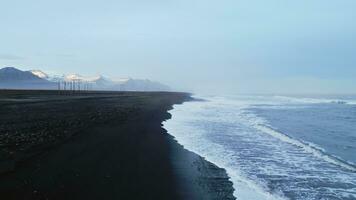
[164,101,287,200]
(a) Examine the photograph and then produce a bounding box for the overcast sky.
[1,0,356,94]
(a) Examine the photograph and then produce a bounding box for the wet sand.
[0,90,235,200]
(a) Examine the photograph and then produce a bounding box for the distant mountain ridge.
[1,67,45,82]
[0,67,170,91]
[0,67,56,89]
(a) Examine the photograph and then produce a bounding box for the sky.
[1,0,356,94]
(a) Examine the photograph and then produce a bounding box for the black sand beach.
[0,90,235,200]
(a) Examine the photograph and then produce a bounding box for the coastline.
[0,90,235,200]
[164,99,236,200]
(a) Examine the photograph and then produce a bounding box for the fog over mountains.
[0,67,170,91]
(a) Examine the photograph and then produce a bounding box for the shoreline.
[164,99,236,200]
[0,90,235,200]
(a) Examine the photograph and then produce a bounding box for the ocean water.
[163,95,356,200]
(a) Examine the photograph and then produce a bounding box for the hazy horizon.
[1,0,356,94]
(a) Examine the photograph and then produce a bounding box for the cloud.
[0,54,25,60]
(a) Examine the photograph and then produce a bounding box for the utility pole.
[58,81,61,94]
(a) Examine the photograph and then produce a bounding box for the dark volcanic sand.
[0,90,235,200]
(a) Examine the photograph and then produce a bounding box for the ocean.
[163,94,356,200]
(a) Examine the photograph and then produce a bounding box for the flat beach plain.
[0,90,235,200]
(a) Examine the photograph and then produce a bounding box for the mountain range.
[0,67,170,91]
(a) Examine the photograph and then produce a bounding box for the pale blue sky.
[1,0,356,94]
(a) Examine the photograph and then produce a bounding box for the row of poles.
[57,80,94,93]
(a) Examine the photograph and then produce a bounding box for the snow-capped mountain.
[62,74,117,89]
[64,74,102,82]
[0,67,56,89]
[30,70,49,79]
[1,67,44,81]
[0,67,170,91]
[30,70,64,83]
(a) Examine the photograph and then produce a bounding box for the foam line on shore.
[240,109,356,172]
[273,95,356,105]
[254,124,356,172]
